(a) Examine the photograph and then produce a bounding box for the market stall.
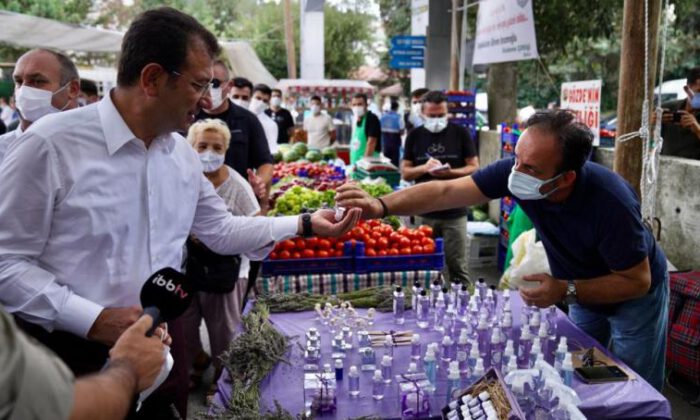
[210,290,671,419]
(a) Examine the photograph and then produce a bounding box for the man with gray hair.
[0,48,80,162]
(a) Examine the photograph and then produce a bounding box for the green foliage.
[323,4,375,79]
[1,0,91,24]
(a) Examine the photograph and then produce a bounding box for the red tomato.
[365,248,377,257]
[413,230,426,240]
[366,238,377,249]
[305,237,319,248]
[318,239,332,250]
[291,252,301,259]
[376,237,389,250]
[281,239,296,251]
[399,237,411,248]
[339,233,352,242]
[279,250,291,259]
[371,231,383,240]
[368,219,381,227]
[269,251,279,260]
[317,250,330,258]
[348,239,357,249]
[351,227,366,239]
[388,248,399,256]
[327,237,338,246]
[400,247,412,255]
[335,241,345,251]
[302,249,315,258]
[294,238,306,250]
[391,241,401,250]
[335,250,344,257]
[412,245,423,254]
[418,225,434,237]
[397,227,410,236]
[423,243,435,254]
[377,249,388,257]
[411,239,421,246]
[421,237,435,247]
[389,232,402,243]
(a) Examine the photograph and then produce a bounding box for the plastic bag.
[500,229,552,290]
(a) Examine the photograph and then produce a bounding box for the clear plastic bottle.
[505,355,518,374]
[477,314,490,360]
[470,357,485,385]
[546,305,558,337]
[502,340,515,375]
[529,309,541,336]
[445,303,458,336]
[562,352,574,386]
[483,288,495,322]
[383,334,394,358]
[393,286,405,325]
[537,321,550,363]
[416,290,431,329]
[433,291,446,333]
[372,369,385,400]
[528,338,541,369]
[457,284,470,317]
[468,340,480,373]
[348,365,360,397]
[381,355,393,384]
[502,289,512,314]
[361,347,376,371]
[424,348,437,389]
[441,335,455,364]
[456,329,469,366]
[411,280,422,312]
[510,377,535,418]
[490,327,503,370]
[430,279,442,308]
[450,281,461,308]
[469,299,480,329]
[411,333,422,360]
[517,326,532,368]
[446,361,461,402]
[476,277,487,301]
[500,310,513,344]
[334,358,343,381]
[456,347,468,376]
[554,337,568,373]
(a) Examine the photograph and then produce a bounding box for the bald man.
[0,48,80,162]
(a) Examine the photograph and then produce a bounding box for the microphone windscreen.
[140,267,194,322]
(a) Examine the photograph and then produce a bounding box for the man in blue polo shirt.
[337,109,669,390]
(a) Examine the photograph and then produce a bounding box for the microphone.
[139,267,194,336]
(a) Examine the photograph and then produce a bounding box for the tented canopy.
[220,41,277,87]
[0,10,123,53]
[276,79,375,96]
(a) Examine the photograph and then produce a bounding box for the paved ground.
[187,264,700,419]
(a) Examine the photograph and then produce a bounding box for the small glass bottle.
[562,353,574,386]
[476,277,487,301]
[411,333,422,360]
[334,358,344,381]
[529,309,541,336]
[450,281,461,308]
[411,280,422,312]
[469,357,485,385]
[383,334,394,358]
[361,347,376,371]
[381,355,393,384]
[528,338,541,369]
[372,369,385,400]
[446,361,461,402]
[348,365,360,397]
[518,326,532,369]
[416,290,431,329]
[502,339,515,376]
[476,314,490,360]
[457,283,470,317]
[433,291,446,333]
[441,335,455,364]
[555,337,568,373]
[393,285,405,325]
[423,348,437,389]
[490,327,503,370]
[430,279,442,308]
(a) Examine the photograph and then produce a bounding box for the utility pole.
[458,0,468,90]
[449,0,461,90]
[614,0,661,195]
[283,0,297,79]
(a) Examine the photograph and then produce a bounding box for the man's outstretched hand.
[298,207,362,238]
[335,183,384,220]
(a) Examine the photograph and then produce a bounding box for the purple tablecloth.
[212,295,671,419]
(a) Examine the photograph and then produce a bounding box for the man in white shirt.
[0,48,80,163]
[0,7,359,418]
[303,95,336,149]
[251,83,279,154]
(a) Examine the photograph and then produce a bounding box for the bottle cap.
[459,331,469,344]
[478,278,485,284]
[424,348,436,362]
[395,285,402,293]
[520,326,531,339]
[442,286,449,293]
[420,289,427,296]
[490,328,501,343]
[408,362,417,372]
[486,288,493,298]
[385,334,393,345]
[412,333,420,343]
[335,359,343,369]
[461,284,468,291]
[479,391,491,402]
[433,279,440,286]
[373,369,383,380]
[442,335,453,345]
[349,365,358,375]
[470,342,480,357]
[532,337,541,351]
[504,339,514,354]
[507,357,517,370]
[557,337,568,352]
[414,280,421,288]
[323,363,331,372]
[381,355,392,366]
[538,321,548,337]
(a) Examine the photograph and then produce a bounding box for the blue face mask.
[690,89,700,110]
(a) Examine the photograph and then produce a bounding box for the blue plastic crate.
[354,238,444,273]
[261,242,354,276]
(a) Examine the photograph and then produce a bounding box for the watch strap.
[301,213,313,238]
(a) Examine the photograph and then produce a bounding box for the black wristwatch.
[301,213,313,238]
[564,279,577,305]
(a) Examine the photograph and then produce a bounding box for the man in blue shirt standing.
[380,100,405,167]
[337,109,669,390]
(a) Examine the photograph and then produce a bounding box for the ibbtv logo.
[151,274,189,299]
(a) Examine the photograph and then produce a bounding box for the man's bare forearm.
[365,137,377,156]
[70,361,137,420]
[382,176,489,216]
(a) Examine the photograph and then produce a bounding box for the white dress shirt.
[0,92,298,337]
[0,124,23,163]
[256,111,279,154]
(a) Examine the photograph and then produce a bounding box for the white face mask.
[207,87,224,110]
[249,98,268,115]
[16,83,69,123]
[232,98,250,109]
[310,104,321,115]
[507,166,563,200]
[424,117,448,133]
[198,150,225,173]
[270,96,282,108]
[352,106,366,118]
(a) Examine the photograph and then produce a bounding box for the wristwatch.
[564,279,577,305]
[301,213,313,238]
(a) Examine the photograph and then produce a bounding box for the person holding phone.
[400,90,480,284]
[659,67,700,159]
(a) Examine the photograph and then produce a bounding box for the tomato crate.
[354,238,444,273]
[261,242,354,276]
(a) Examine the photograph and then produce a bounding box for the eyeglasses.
[170,70,212,97]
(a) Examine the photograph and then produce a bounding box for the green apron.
[350,114,378,165]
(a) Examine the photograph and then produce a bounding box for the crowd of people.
[0,5,689,420]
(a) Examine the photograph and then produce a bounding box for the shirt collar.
[98,90,176,155]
